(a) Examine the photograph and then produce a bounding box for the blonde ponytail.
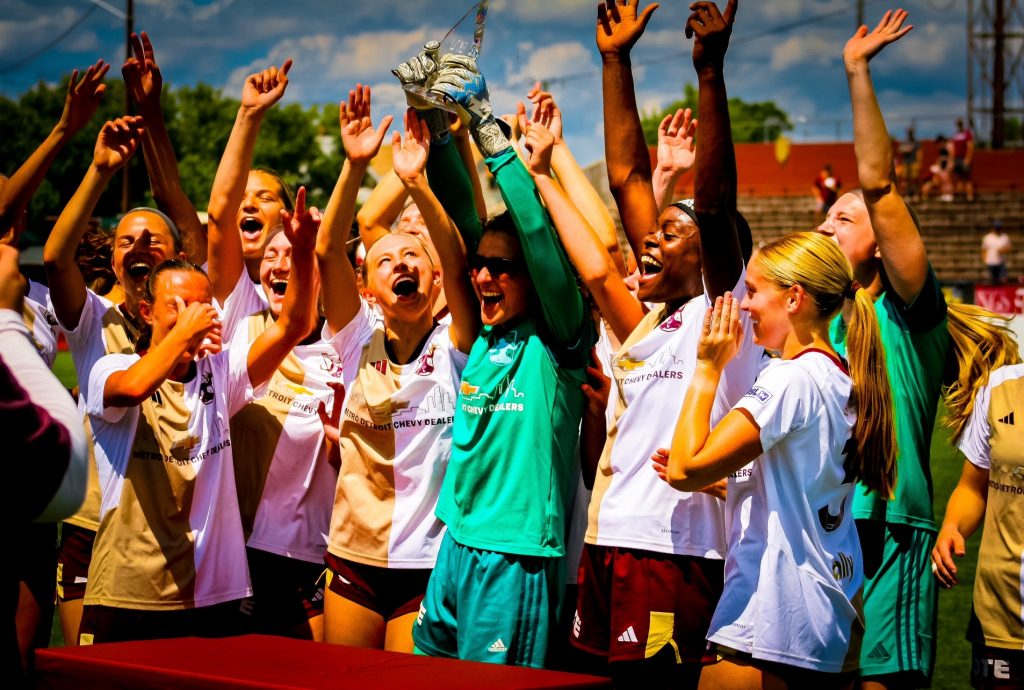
[944,303,1021,442]
[846,287,898,498]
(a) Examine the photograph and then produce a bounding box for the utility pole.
[967,0,1023,149]
[857,0,864,28]
[121,0,134,214]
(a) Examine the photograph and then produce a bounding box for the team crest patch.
[744,386,772,403]
[319,353,344,378]
[416,344,436,375]
[199,371,215,404]
[659,308,684,332]
[489,332,521,366]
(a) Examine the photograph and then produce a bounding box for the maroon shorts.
[571,543,723,664]
[79,600,249,645]
[246,547,326,632]
[56,524,95,602]
[324,551,431,621]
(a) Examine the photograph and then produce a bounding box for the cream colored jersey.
[84,346,262,609]
[586,273,762,558]
[958,363,1024,650]
[223,276,342,563]
[59,290,141,531]
[326,301,467,568]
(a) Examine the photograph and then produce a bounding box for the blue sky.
[0,0,969,165]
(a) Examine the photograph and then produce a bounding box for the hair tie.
[845,282,859,300]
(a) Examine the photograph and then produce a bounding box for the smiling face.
[637,206,703,304]
[364,233,439,321]
[739,256,794,351]
[238,170,288,260]
[471,230,531,327]
[112,211,180,304]
[141,268,213,363]
[816,192,878,275]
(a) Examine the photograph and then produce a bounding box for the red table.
[34,634,612,689]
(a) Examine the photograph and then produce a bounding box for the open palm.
[843,9,912,65]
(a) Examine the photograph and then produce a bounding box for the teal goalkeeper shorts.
[412,532,564,668]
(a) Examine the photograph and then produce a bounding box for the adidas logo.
[417,603,426,626]
[866,642,890,661]
[617,626,639,643]
[573,611,582,638]
[998,411,1015,425]
[488,638,508,653]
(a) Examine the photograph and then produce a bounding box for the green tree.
[641,82,792,145]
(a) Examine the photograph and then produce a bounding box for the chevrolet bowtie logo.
[615,355,646,372]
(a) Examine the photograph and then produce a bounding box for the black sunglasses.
[468,254,524,277]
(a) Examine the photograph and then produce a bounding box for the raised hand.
[92,116,145,174]
[339,84,393,165]
[843,9,912,66]
[0,244,27,313]
[391,108,430,182]
[686,0,738,72]
[657,108,697,175]
[241,59,293,113]
[59,60,110,136]
[526,82,564,143]
[697,292,742,371]
[596,0,660,57]
[279,186,321,255]
[392,41,441,88]
[518,108,556,178]
[429,56,510,157]
[317,380,346,472]
[121,32,162,109]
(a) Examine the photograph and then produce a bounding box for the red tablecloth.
[34,634,612,689]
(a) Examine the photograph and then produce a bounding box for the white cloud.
[770,33,838,71]
[491,0,594,22]
[505,40,596,89]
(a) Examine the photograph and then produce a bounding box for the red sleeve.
[0,358,72,521]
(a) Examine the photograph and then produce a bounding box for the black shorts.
[571,543,723,664]
[78,600,249,645]
[971,643,1023,689]
[245,547,326,632]
[324,551,430,621]
[56,524,95,602]
[714,644,857,688]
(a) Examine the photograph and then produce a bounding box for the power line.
[524,0,888,89]
[0,5,99,76]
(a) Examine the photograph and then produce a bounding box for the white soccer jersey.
[84,345,262,609]
[24,280,60,367]
[59,289,142,532]
[586,272,762,558]
[222,275,342,563]
[710,350,862,673]
[325,300,466,568]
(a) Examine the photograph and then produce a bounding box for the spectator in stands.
[952,118,975,202]
[981,220,1012,284]
[921,134,952,201]
[811,164,841,213]
[896,126,922,200]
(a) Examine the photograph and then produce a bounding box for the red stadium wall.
[659,142,1024,198]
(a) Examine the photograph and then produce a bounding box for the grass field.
[43,354,980,685]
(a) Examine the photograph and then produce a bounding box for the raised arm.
[0,61,108,242]
[248,189,319,387]
[43,116,144,330]
[843,10,924,303]
[103,297,219,407]
[316,85,392,334]
[525,85,627,278]
[688,0,743,298]
[597,0,661,260]
[392,109,479,352]
[652,108,697,213]
[521,116,642,342]
[451,118,488,226]
[123,32,205,264]
[356,170,408,250]
[206,59,292,304]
